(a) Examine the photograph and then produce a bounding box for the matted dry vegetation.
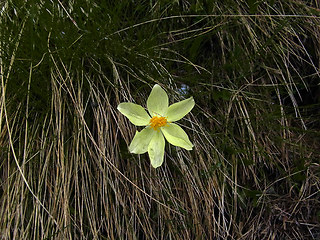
[0,0,319,239]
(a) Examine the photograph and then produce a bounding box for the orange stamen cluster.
[149,116,167,131]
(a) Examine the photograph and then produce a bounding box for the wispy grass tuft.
[0,0,320,239]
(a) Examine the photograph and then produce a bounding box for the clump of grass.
[0,0,320,239]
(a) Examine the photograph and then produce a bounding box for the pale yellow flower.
[117,84,195,168]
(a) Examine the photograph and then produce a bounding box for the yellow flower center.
[149,116,167,131]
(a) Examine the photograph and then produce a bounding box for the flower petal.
[167,97,195,122]
[161,123,193,150]
[129,127,155,154]
[148,130,165,168]
[147,84,168,117]
[117,102,151,126]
